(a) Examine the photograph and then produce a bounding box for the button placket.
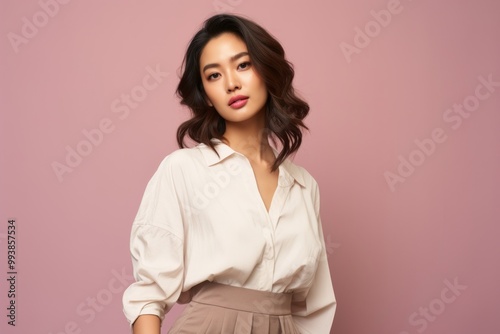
[268,168,293,230]
[261,226,275,289]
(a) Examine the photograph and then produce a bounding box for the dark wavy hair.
[175,13,309,171]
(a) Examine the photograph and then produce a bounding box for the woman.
[122,13,336,334]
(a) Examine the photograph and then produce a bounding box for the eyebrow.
[202,51,249,73]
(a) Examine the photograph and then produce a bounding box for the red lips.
[228,95,249,106]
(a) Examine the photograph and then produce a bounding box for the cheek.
[252,75,267,94]
[257,81,268,99]
[202,84,218,103]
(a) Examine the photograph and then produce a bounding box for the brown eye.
[238,61,251,69]
[208,73,220,80]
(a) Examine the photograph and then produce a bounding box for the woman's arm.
[123,154,187,330]
[291,251,337,333]
[132,315,161,334]
[291,178,337,333]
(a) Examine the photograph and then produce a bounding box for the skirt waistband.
[190,281,293,316]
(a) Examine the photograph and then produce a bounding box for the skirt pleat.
[168,281,301,334]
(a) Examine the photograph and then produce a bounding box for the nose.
[225,71,240,93]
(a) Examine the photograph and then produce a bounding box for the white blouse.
[122,139,337,333]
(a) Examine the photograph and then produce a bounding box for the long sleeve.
[122,144,338,332]
[291,180,337,333]
[291,238,337,333]
[122,155,186,329]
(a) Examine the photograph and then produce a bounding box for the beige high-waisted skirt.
[168,281,301,334]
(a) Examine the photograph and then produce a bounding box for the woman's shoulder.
[282,158,319,190]
[156,145,206,173]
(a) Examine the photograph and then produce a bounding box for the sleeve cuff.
[126,303,166,331]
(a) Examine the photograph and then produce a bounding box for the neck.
[222,114,274,164]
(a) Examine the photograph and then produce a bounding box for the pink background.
[1,0,499,333]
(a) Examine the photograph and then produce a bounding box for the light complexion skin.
[200,32,268,126]
[132,31,279,334]
[199,32,279,212]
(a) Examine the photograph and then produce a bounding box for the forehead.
[200,32,248,65]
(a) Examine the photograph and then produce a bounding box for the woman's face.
[199,32,268,125]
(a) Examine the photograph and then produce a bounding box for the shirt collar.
[197,139,236,166]
[196,139,306,187]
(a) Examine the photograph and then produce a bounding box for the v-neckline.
[248,163,280,214]
[213,139,282,214]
